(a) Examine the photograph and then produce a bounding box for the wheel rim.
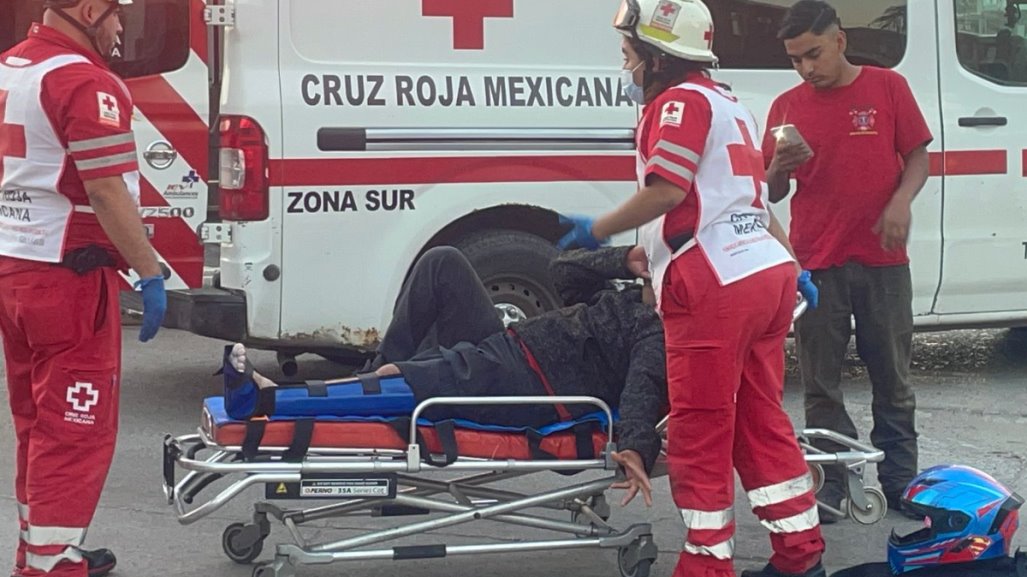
[485,275,554,320]
[808,464,825,494]
[848,487,888,525]
[495,302,527,327]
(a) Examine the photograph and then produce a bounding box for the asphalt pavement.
[2,327,1026,577]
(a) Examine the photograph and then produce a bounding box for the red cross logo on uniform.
[665,102,680,116]
[660,3,676,16]
[422,0,514,50]
[67,382,100,413]
[0,89,27,185]
[101,95,117,111]
[727,118,766,209]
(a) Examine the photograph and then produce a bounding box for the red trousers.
[0,263,121,577]
[661,251,824,577]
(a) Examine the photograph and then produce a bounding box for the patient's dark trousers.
[375,247,550,426]
[796,262,917,499]
[377,246,504,363]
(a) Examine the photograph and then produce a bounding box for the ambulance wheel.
[455,230,562,321]
[618,546,652,577]
[223,522,264,564]
[847,487,888,525]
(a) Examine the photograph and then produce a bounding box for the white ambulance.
[2,0,1025,371]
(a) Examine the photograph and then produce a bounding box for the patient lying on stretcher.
[233,246,666,480]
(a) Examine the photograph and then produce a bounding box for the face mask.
[620,63,645,104]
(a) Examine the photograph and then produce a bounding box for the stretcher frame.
[164,399,885,577]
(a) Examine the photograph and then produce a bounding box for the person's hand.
[375,363,402,377]
[797,270,819,310]
[873,197,912,251]
[770,139,813,174]
[135,275,166,342]
[557,214,607,250]
[611,450,653,507]
[626,246,651,279]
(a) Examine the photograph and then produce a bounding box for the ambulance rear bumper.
[121,288,247,342]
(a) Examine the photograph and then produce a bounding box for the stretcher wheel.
[251,564,275,577]
[847,487,888,525]
[618,546,652,577]
[222,522,264,564]
[808,463,825,494]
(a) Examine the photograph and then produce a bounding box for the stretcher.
[163,395,887,577]
[161,302,887,577]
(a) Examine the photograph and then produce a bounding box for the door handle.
[958,116,1007,127]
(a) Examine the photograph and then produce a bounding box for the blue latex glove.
[135,275,167,342]
[557,214,607,250]
[797,270,819,310]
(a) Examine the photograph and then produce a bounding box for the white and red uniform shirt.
[0,23,139,268]
[636,73,792,307]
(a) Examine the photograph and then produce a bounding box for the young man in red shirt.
[763,0,932,522]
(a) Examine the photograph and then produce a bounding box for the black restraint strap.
[255,387,277,417]
[358,373,382,395]
[281,418,315,462]
[305,380,328,397]
[389,418,459,467]
[241,419,267,461]
[526,430,557,461]
[573,422,596,460]
[241,418,314,462]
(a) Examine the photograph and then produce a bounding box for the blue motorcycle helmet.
[888,465,1023,574]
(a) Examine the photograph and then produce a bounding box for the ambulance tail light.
[218,115,269,221]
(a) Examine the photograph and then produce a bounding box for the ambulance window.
[711,1,908,69]
[955,1,1027,85]
[110,0,190,79]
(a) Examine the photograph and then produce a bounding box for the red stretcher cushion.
[202,400,609,461]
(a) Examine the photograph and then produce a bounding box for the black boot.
[84,548,117,577]
[9,549,115,577]
[741,561,826,577]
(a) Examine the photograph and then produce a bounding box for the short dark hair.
[777,0,841,40]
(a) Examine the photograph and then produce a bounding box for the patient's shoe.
[10,548,116,577]
[741,562,826,577]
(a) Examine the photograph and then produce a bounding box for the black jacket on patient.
[379,246,667,472]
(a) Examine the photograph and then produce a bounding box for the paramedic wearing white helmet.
[559,1,825,576]
[0,0,164,575]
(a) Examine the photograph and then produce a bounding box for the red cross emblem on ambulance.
[422,0,514,50]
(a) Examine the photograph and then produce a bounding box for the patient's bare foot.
[230,343,279,388]
[375,363,401,377]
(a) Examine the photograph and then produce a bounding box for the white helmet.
[613,0,718,65]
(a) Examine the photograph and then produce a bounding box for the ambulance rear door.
[117,0,209,290]
[934,0,1027,315]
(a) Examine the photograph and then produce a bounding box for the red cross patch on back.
[97,91,120,127]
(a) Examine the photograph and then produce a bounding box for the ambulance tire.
[455,230,563,321]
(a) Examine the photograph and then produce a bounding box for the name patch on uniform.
[651,0,681,32]
[97,91,120,127]
[660,101,684,127]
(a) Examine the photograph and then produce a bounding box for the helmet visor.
[613,0,641,32]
